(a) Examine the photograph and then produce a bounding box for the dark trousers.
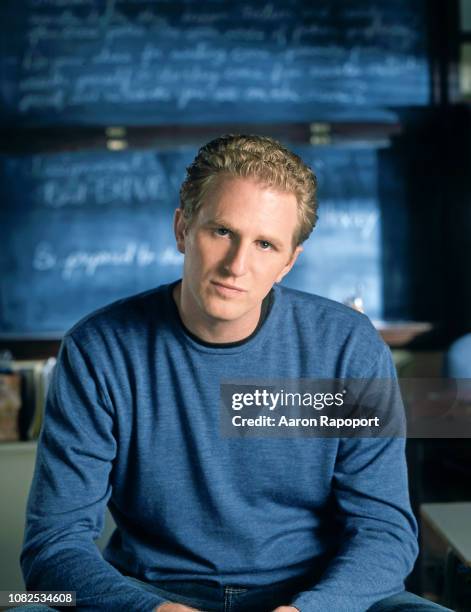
[7,574,453,611]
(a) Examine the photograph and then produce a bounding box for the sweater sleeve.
[20,334,167,612]
[291,343,419,612]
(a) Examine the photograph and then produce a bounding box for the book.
[0,372,22,441]
[10,359,57,440]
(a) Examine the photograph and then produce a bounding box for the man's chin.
[202,295,249,322]
[203,303,242,322]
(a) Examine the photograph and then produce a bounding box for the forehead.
[197,176,299,240]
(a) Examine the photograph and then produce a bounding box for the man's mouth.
[211,281,247,294]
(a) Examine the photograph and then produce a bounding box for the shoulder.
[276,284,376,335]
[65,283,171,349]
[274,285,392,377]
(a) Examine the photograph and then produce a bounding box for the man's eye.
[259,240,272,250]
[215,228,230,237]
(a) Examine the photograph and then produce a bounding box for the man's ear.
[174,208,187,254]
[275,245,303,283]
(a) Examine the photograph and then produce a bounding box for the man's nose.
[223,241,249,277]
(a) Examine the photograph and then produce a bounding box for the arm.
[290,346,418,612]
[21,334,167,612]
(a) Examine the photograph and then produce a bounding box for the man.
[21,135,450,612]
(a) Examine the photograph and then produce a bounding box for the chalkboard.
[0,148,192,334]
[0,0,429,126]
[287,146,382,316]
[0,145,391,335]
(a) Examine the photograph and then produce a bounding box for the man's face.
[174,176,302,335]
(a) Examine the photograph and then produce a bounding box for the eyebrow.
[204,217,285,249]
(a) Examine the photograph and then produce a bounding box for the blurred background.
[0,0,470,610]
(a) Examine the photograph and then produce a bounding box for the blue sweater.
[21,282,418,612]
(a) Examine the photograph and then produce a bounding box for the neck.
[172,281,262,344]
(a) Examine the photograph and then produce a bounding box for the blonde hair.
[179,134,318,246]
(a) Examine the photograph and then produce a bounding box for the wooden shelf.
[374,321,434,347]
[0,321,434,357]
[0,121,402,154]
